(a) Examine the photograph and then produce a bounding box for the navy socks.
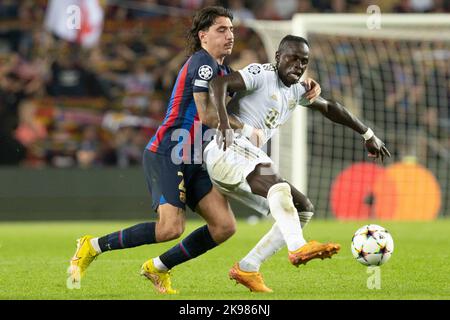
[98,222,156,252]
[159,225,217,269]
[97,222,218,271]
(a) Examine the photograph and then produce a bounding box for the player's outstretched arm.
[307,97,391,162]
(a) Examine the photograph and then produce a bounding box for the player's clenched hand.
[301,78,321,103]
[365,135,391,162]
[217,122,234,151]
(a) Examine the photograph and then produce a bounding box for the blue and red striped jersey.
[146,49,231,162]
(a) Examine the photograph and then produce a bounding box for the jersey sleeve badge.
[198,65,213,80]
[248,64,261,75]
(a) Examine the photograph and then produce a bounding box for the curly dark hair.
[186,6,233,55]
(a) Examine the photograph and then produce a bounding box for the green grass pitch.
[1,219,449,300]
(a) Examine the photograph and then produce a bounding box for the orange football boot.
[289,240,340,267]
[229,263,273,293]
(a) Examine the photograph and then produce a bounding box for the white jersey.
[227,63,311,144]
[204,63,312,216]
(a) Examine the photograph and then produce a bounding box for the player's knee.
[267,182,297,213]
[163,228,184,241]
[157,224,185,242]
[222,221,237,239]
[209,220,236,243]
[247,165,283,197]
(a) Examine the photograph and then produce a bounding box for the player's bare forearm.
[206,108,243,130]
[209,82,230,128]
[227,114,244,129]
[209,72,247,127]
[193,92,212,125]
[309,97,368,134]
[193,92,225,128]
[193,92,243,129]
[310,97,391,161]
[208,73,247,150]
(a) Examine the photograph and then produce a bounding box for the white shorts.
[203,136,273,216]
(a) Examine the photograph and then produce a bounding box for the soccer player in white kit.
[204,35,391,292]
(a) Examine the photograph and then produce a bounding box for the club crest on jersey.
[263,64,276,71]
[198,65,213,80]
[248,64,261,75]
[288,99,297,110]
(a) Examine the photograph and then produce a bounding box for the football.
[351,224,394,266]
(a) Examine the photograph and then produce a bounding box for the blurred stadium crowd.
[0,0,448,168]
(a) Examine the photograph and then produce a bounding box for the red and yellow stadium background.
[330,160,441,221]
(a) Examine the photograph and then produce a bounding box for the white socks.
[266,183,306,252]
[239,184,314,273]
[153,257,169,271]
[90,237,102,254]
[239,223,285,272]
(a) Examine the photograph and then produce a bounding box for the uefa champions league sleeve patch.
[248,64,261,75]
[198,65,213,80]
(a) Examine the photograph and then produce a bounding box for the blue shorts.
[143,149,213,212]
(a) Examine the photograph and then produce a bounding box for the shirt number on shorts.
[178,171,186,203]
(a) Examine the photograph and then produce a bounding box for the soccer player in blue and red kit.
[68,7,239,294]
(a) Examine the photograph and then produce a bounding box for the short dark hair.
[278,35,309,52]
[186,6,233,55]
